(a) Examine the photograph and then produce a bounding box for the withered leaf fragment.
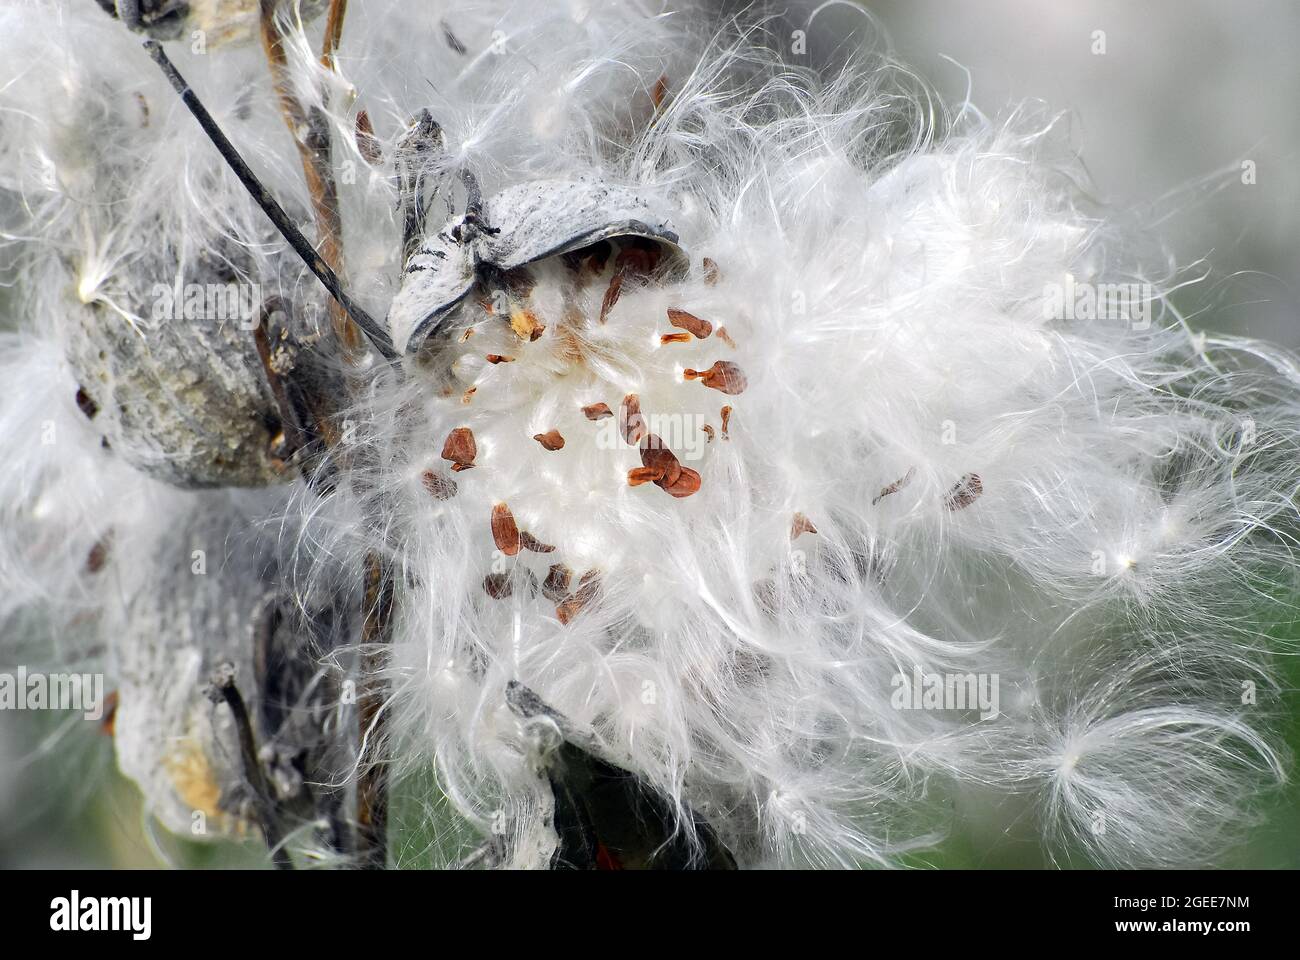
[666,308,712,339]
[441,427,477,471]
[684,361,747,395]
[491,503,521,556]
[533,430,566,451]
[945,473,983,511]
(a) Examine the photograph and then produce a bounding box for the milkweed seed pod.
[110,494,358,844]
[2,0,1299,870]
[91,0,327,48]
[2,8,337,488]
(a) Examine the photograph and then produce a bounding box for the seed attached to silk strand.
[421,469,458,501]
[667,308,713,339]
[872,467,916,506]
[520,531,556,553]
[491,503,521,555]
[791,513,818,540]
[582,402,613,421]
[684,360,747,395]
[441,427,477,471]
[533,429,565,451]
[945,473,983,511]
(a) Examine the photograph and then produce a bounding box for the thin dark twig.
[140,40,395,360]
[206,663,295,870]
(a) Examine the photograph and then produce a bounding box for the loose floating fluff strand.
[0,0,1297,868]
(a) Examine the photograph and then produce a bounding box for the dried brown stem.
[258,0,360,354]
[356,553,395,869]
[207,663,294,870]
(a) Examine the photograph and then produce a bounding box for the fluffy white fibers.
[1,0,1297,868]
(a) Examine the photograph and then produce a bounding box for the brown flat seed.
[491,503,520,555]
[660,331,692,345]
[75,387,99,420]
[542,564,573,602]
[441,427,477,469]
[872,467,916,506]
[945,473,984,511]
[556,570,602,624]
[355,109,382,165]
[461,386,477,404]
[520,531,556,553]
[703,424,715,442]
[702,257,721,285]
[652,73,669,110]
[640,436,682,488]
[421,470,458,501]
[616,239,662,275]
[582,402,613,421]
[628,465,665,486]
[684,360,747,395]
[598,271,624,323]
[533,430,565,451]
[667,308,713,339]
[720,405,732,439]
[791,513,818,540]
[86,535,112,573]
[483,573,512,600]
[485,354,515,364]
[510,308,545,342]
[620,394,646,444]
[661,466,701,498]
[715,326,737,348]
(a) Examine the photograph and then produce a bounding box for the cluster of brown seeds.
[419,251,763,622]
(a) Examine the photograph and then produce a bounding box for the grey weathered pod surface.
[90,0,326,47]
[386,178,687,354]
[61,237,292,489]
[111,491,356,842]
